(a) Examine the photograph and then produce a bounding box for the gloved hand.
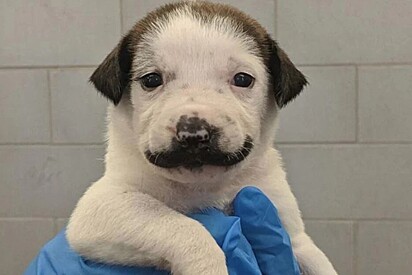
[25,187,300,275]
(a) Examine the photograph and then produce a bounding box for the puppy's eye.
[232,73,255,88]
[140,73,163,90]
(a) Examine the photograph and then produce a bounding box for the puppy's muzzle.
[176,115,212,149]
[145,115,253,169]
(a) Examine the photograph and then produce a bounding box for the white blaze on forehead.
[135,11,265,80]
[153,11,257,52]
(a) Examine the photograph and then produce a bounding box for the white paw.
[173,247,228,275]
[293,234,338,275]
[295,246,338,275]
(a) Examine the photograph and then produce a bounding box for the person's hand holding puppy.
[25,187,300,275]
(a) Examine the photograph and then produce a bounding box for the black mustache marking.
[145,136,254,169]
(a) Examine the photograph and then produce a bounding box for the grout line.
[1,64,411,71]
[303,218,412,222]
[276,141,412,146]
[2,217,411,222]
[355,66,359,143]
[356,140,412,144]
[0,217,55,222]
[119,0,124,34]
[297,62,412,67]
[47,70,53,143]
[0,143,104,147]
[276,141,358,145]
[273,0,278,39]
[276,142,412,148]
[1,142,411,146]
[353,221,359,275]
[0,65,97,70]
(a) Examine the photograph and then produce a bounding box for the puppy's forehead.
[127,1,271,74]
[153,14,256,53]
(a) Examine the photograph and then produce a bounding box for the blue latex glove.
[25,187,300,275]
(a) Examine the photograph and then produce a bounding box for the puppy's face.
[90,2,306,185]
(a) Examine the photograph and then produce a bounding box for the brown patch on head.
[89,0,306,107]
[272,47,308,107]
[89,34,134,105]
[180,2,308,107]
[183,2,269,53]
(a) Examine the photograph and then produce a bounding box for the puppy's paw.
[173,246,228,275]
[295,247,338,275]
[293,234,338,275]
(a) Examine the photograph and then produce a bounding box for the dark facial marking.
[89,34,134,105]
[267,40,308,107]
[145,135,254,169]
[175,115,214,145]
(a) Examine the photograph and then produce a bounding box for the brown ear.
[268,40,308,108]
[90,34,134,105]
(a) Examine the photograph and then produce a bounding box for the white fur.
[67,7,337,275]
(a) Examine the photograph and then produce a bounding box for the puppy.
[67,1,338,274]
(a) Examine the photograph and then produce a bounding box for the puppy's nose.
[176,116,211,149]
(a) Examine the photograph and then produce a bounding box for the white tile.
[304,221,354,275]
[0,146,105,217]
[122,0,276,35]
[0,219,55,275]
[278,145,412,219]
[0,70,50,143]
[359,66,412,142]
[277,66,356,142]
[277,0,412,64]
[50,69,107,143]
[0,0,121,66]
[357,221,412,275]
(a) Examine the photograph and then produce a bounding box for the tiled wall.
[0,1,411,274]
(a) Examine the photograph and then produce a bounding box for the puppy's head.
[91,1,307,184]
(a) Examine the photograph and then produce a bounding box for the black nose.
[176,116,212,149]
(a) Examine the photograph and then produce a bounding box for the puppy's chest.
[141,152,280,213]
[157,175,275,214]
[156,185,240,214]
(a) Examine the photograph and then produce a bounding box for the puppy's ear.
[268,39,308,108]
[90,34,133,105]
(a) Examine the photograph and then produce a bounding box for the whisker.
[238,150,246,160]
[154,152,162,164]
